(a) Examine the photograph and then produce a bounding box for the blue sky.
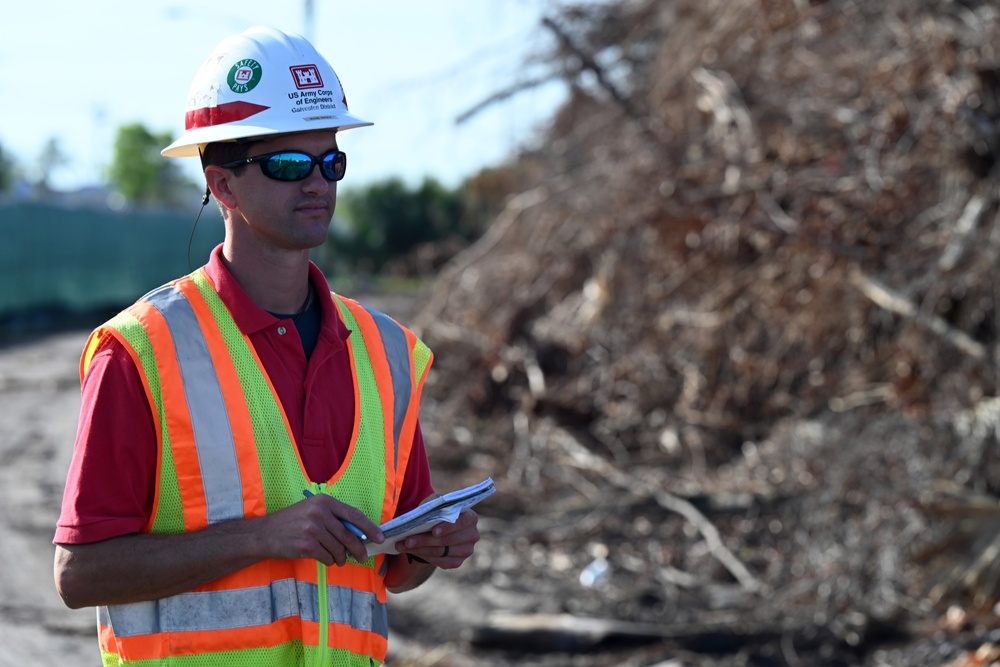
[1,1,572,191]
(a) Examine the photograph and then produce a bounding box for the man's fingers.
[291,495,382,565]
[395,541,470,570]
[309,495,384,544]
[336,527,370,564]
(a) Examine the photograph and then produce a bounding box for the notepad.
[365,477,496,556]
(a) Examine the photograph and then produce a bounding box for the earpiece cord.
[187,185,211,272]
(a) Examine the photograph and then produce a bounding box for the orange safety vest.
[80,268,433,667]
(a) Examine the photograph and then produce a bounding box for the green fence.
[0,202,224,320]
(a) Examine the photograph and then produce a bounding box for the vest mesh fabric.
[413,344,432,389]
[328,295,386,532]
[102,643,308,667]
[101,639,378,666]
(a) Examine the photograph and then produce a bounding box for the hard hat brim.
[161,114,374,158]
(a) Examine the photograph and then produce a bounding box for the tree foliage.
[106,123,194,208]
[0,143,16,195]
[329,174,505,275]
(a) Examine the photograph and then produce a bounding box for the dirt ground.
[0,329,103,665]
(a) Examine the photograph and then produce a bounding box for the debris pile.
[407,1,1000,665]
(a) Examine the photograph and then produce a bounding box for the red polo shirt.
[55,246,434,545]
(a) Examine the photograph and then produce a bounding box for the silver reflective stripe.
[297,582,387,637]
[363,307,412,470]
[145,284,244,525]
[106,579,300,636]
[105,580,387,639]
[328,585,389,639]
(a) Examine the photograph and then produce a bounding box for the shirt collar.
[201,244,351,348]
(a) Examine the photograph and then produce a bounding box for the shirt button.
[277,326,287,335]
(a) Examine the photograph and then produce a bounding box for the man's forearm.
[54,519,265,609]
[54,493,382,609]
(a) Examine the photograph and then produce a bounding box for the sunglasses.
[221,149,347,182]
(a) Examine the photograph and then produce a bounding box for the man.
[53,26,480,666]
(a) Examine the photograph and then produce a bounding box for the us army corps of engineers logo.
[228,59,262,93]
[290,65,324,89]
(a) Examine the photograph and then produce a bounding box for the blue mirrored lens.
[263,153,314,181]
[320,152,346,181]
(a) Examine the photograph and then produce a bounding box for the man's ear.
[204,166,238,210]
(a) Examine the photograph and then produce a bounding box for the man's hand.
[394,507,481,570]
[256,494,384,566]
[382,507,481,593]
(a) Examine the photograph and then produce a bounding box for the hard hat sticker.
[290,65,324,90]
[228,59,263,94]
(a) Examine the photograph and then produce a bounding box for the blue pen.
[303,489,368,540]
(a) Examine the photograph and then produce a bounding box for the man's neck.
[221,238,312,314]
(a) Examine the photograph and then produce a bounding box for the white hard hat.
[162,26,372,158]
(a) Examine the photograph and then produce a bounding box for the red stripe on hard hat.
[185,102,271,130]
